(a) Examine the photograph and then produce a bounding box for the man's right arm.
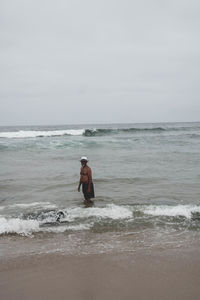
[78,182,81,192]
[78,169,82,192]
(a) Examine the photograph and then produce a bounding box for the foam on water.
[0,129,84,138]
[0,204,132,235]
[143,204,200,218]
[1,123,199,139]
[0,217,93,235]
[63,204,132,222]
[37,204,133,227]
[0,204,200,236]
[0,217,40,235]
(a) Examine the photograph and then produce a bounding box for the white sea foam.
[0,129,85,139]
[1,204,198,236]
[38,204,133,226]
[0,204,132,235]
[9,202,56,209]
[0,217,40,235]
[0,217,93,235]
[64,204,133,222]
[143,205,200,218]
[37,204,133,231]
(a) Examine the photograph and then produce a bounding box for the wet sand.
[1,247,200,300]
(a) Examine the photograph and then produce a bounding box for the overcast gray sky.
[1,0,200,125]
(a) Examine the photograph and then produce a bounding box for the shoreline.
[1,247,200,300]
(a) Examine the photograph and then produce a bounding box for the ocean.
[0,122,200,258]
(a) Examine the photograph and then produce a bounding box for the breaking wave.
[0,129,85,139]
[0,204,132,236]
[0,124,199,139]
[142,204,200,219]
[83,127,165,136]
[0,217,40,235]
[0,204,200,236]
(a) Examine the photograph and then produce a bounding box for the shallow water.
[0,122,200,257]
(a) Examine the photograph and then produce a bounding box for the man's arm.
[78,180,82,192]
[78,169,82,192]
[87,167,92,192]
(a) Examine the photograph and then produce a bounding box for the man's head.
[80,156,88,166]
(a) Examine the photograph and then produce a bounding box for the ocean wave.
[84,128,114,136]
[1,204,200,236]
[31,204,132,224]
[0,217,39,235]
[64,204,132,221]
[0,129,84,139]
[83,127,166,136]
[1,124,199,139]
[142,204,200,219]
[0,217,92,235]
[0,204,132,236]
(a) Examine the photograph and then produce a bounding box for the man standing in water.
[78,156,95,203]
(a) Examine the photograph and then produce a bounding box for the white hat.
[80,156,88,161]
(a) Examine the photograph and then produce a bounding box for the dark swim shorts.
[82,182,95,200]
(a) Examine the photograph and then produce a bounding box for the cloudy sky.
[1,0,200,125]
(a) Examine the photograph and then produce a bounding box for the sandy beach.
[1,246,200,300]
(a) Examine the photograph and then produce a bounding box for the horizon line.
[0,120,200,127]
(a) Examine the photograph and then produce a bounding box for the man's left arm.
[87,167,92,192]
